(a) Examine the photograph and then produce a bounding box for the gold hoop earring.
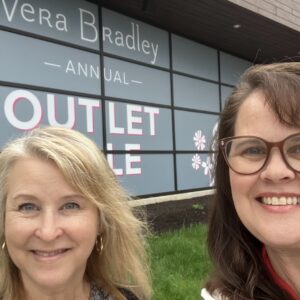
[1,242,5,250]
[95,236,103,254]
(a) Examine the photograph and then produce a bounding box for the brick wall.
[228,0,300,32]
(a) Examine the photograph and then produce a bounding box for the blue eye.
[62,202,80,210]
[18,203,39,212]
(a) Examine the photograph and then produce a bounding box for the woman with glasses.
[201,62,300,300]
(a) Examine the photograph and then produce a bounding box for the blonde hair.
[0,127,151,300]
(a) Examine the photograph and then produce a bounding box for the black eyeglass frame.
[219,132,300,175]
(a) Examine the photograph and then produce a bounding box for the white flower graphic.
[192,154,202,170]
[201,157,214,186]
[193,130,206,150]
[191,128,215,186]
[202,157,212,175]
[210,122,219,165]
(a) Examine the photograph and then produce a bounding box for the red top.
[262,246,300,300]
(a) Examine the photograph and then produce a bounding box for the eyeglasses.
[219,133,300,175]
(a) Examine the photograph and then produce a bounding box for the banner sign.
[0,3,252,196]
[0,30,101,94]
[0,0,99,50]
[105,100,173,151]
[111,154,175,195]
[0,86,103,148]
[104,57,171,105]
[102,8,169,67]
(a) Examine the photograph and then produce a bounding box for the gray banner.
[108,153,175,195]
[175,110,218,151]
[0,30,101,94]
[220,52,251,85]
[176,153,215,190]
[0,86,103,149]
[105,100,173,150]
[102,8,169,67]
[173,74,219,112]
[172,34,218,80]
[0,0,99,50]
[104,57,171,105]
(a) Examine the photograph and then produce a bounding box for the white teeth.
[272,197,279,205]
[261,196,300,206]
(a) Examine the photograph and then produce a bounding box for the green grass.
[148,224,211,300]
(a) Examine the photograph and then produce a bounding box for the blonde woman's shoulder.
[201,288,225,300]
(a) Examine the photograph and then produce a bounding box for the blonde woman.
[0,127,151,300]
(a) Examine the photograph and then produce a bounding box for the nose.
[260,148,295,182]
[35,210,63,241]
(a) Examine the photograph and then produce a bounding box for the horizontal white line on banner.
[129,189,215,207]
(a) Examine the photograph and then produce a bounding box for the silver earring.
[1,242,5,250]
[95,236,103,254]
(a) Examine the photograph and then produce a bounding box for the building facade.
[0,0,299,200]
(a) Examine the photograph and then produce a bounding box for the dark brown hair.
[205,62,300,299]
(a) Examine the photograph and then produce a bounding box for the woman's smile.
[259,195,300,206]
[30,248,71,261]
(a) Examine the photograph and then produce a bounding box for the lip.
[255,193,300,203]
[256,192,300,198]
[30,248,71,261]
